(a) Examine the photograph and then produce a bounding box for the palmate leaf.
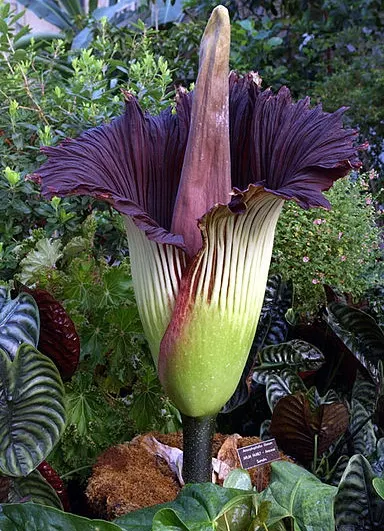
[270,392,349,461]
[253,340,325,385]
[335,454,384,530]
[0,344,66,477]
[0,288,39,360]
[18,238,63,286]
[326,302,384,383]
[7,470,62,509]
[221,275,292,413]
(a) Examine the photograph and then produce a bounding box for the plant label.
[237,438,280,470]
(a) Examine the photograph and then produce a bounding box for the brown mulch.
[86,432,290,519]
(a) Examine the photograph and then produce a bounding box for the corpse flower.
[34,6,361,482]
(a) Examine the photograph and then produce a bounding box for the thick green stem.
[182,414,216,484]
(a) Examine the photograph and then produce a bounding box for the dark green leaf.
[335,454,384,530]
[152,508,189,530]
[116,484,252,531]
[350,399,376,456]
[326,302,384,383]
[8,470,62,509]
[1,502,122,530]
[253,340,324,385]
[0,344,66,476]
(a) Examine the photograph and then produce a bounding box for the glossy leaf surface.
[0,288,39,360]
[326,302,384,383]
[335,454,384,530]
[115,483,253,531]
[0,344,66,476]
[1,503,122,530]
[259,460,336,530]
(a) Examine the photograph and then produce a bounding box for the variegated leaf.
[0,344,66,477]
[0,288,39,360]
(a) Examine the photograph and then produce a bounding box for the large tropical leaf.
[221,275,292,413]
[0,288,39,360]
[253,340,325,385]
[7,470,62,509]
[116,483,253,531]
[265,368,307,411]
[259,460,337,530]
[21,287,80,380]
[335,454,384,530]
[1,503,122,530]
[0,344,66,477]
[270,391,349,462]
[326,302,384,383]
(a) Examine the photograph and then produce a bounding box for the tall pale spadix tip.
[171,5,231,257]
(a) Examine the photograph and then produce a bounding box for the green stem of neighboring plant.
[60,464,92,479]
[312,434,318,474]
[182,414,216,483]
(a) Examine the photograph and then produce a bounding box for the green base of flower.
[182,414,216,484]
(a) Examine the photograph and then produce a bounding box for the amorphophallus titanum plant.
[34,6,362,483]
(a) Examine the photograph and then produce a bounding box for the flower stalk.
[182,414,216,484]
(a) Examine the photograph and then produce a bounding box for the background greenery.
[0,0,382,479]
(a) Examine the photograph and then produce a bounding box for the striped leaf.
[0,288,39,360]
[0,344,66,477]
[8,470,63,509]
[326,302,384,383]
[350,399,376,456]
[253,340,324,385]
[335,455,384,530]
[265,369,307,411]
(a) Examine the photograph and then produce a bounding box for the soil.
[86,432,290,520]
